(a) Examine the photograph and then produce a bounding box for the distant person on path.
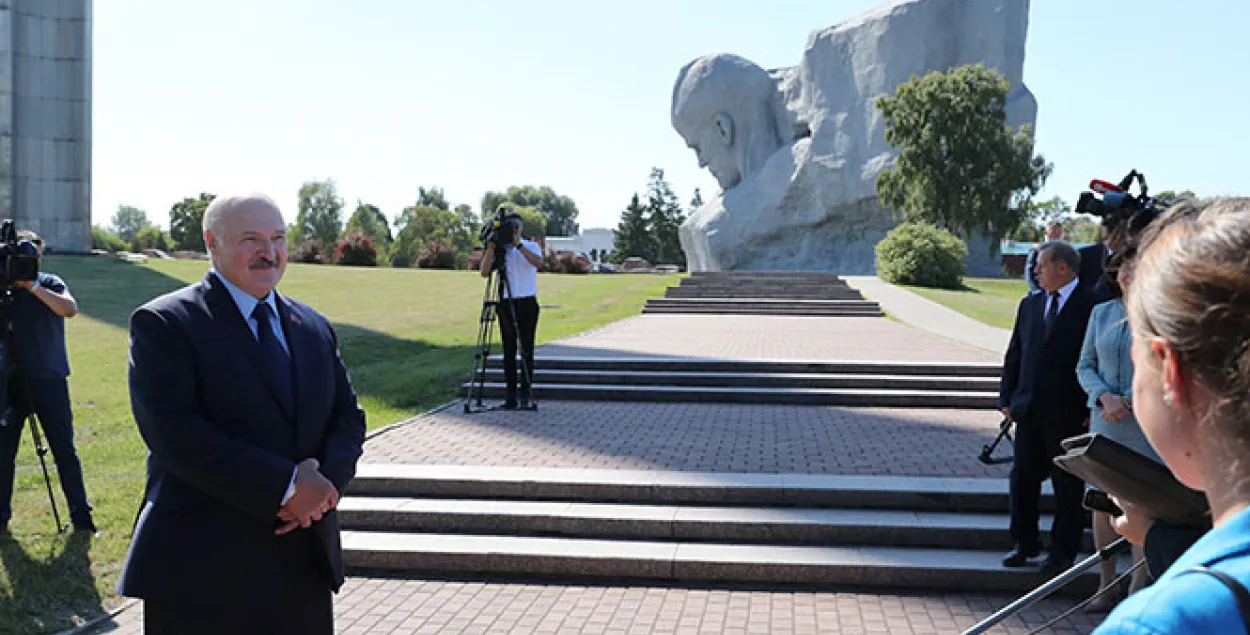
[0,230,95,535]
[999,241,1098,577]
[479,213,543,410]
[117,193,366,634]
[1025,222,1064,294]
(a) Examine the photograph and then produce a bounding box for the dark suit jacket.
[999,282,1098,429]
[1078,242,1113,302]
[117,272,366,610]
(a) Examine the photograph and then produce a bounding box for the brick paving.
[80,312,1094,635]
[364,401,1011,478]
[88,577,1105,634]
[535,315,999,363]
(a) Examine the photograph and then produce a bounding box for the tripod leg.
[26,414,65,534]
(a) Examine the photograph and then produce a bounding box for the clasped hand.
[275,458,338,536]
[1100,393,1132,422]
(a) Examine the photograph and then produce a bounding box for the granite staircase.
[643,271,884,317]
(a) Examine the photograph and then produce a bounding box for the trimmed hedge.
[875,221,968,289]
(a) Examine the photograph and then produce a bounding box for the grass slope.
[905,277,1028,330]
[0,257,678,634]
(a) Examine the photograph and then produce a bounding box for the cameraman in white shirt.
[479,213,543,409]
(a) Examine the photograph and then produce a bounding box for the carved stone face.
[674,112,739,189]
[671,54,784,192]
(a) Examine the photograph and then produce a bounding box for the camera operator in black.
[0,231,94,534]
[479,215,543,409]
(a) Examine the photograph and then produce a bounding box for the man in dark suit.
[1078,240,1112,302]
[999,241,1097,576]
[117,193,366,634]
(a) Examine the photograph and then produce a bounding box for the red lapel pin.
[290,313,301,325]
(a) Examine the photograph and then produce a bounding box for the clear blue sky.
[93,0,1249,233]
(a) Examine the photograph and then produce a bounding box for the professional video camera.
[1074,169,1165,239]
[0,219,38,290]
[479,207,522,260]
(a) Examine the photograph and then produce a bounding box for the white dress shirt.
[1044,276,1081,319]
[501,239,541,299]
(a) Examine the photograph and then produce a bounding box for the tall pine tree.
[645,168,686,267]
[611,193,654,264]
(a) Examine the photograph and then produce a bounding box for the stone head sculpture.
[672,54,787,191]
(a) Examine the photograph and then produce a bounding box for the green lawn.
[0,256,680,634]
[905,277,1029,330]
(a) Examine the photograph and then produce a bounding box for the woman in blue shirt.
[1077,247,1162,611]
[1095,197,1250,633]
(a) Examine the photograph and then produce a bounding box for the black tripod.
[0,296,66,534]
[464,244,537,414]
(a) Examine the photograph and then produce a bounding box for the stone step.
[339,497,1056,551]
[341,531,1097,595]
[689,272,846,281]
[471,369,998,391]
[461,382,997,408]
[643,306,883,317]
[483,356,1002,377]
[643,308,883,317]
[664,289,866,300]
[646,299,880,310]
[346,466,1047,514]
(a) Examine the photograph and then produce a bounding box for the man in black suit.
[999,241,1097,576]
[117,193,366,634]
[1078,240,1112,302]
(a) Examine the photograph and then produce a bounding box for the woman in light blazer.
[1077,246,1162,611]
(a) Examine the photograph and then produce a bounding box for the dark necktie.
[1044,291,1061,336]
[252,302,294,409]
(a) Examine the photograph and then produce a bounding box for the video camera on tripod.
[479,208,523,262]
[1074,169,1166,239]
[0,219,67,533]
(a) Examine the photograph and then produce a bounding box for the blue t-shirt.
[10,272,71,378]
[1095,506,1250,634]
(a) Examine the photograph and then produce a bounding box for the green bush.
[292,239,324,264]
[128,225,171,253]
[875,221,968,289]
[332,231,378,267]
[92,226,125,252]
[416,239,457,270]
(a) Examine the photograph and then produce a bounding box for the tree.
[1062,216,1102,243]
[391,204,475,267]
[645,168,686,267]
[294,180,345,246]
[689,188,704,213]
[611,193,653,263]
[168,193,216,252]
[494,203,547,241]
[480,185,580,236]
[416,186,450,211]
[876,63,1052,244]
[1154,189,1197,205]
[1009,196,1068,241]
[346,202,392,245]
[110,205,152,242]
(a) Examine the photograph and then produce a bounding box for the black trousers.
[144,533,333,634]
[0,374,91,525]
[1008,416,1086,561]
[496,296,539,404]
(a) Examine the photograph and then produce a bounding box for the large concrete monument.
[0,0,92,252]
[674,0,1036,274]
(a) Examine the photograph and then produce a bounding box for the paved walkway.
[83,311,1105,635]
[842,276,1011,355]
[539,314,997,363]
[364,401,1009,478]
[85,577,1103,634]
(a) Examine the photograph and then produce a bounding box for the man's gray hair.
[1038,240,1081,273]
[202,193,281,247]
